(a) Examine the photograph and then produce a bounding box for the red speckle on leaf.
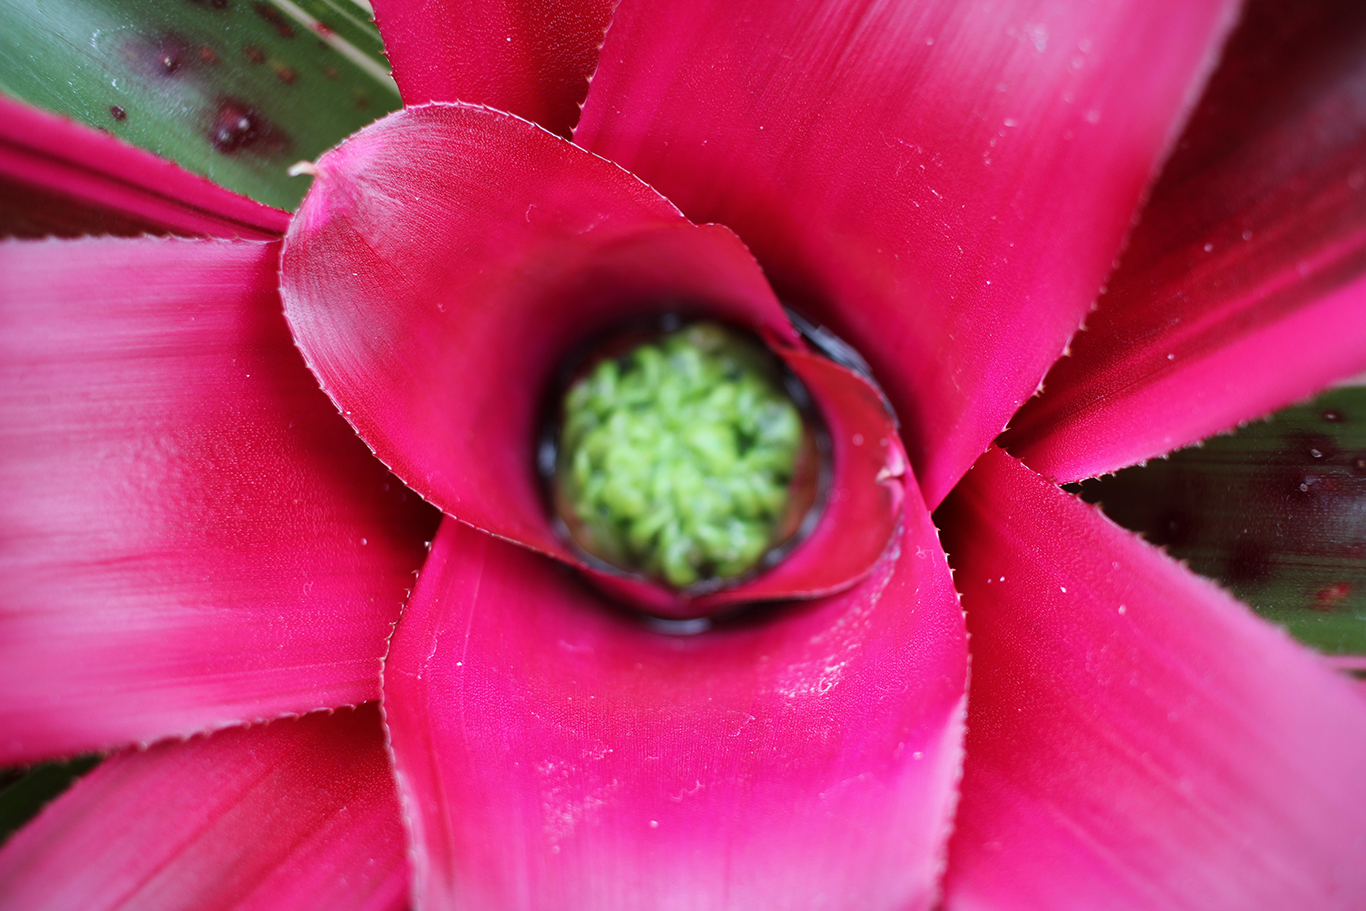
[253,2,295,38]
[242,45,266,64]
[1314,582,1352,609]
[109,105,127,121]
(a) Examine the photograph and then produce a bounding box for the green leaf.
[0,0,401,211]
[1077,386,1366,656]
[0,755,101,846]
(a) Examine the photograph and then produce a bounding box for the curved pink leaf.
[575,0,1238,509]
[0,236,438,764]
[1005,0,1366,481]
[284,103,899,611]
[937,446,1366,911]
[0,96,288,240]
[371,0,614,137]
[0,706,407,911]
[383,496,967,910]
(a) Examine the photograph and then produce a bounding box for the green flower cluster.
[557,322,804,587]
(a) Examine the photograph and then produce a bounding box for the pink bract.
[279,103,906,616]
[2,0,1366,909]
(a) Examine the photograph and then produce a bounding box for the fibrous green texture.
[557,323,804,587]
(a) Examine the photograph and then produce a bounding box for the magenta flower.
[3,0,1366,908]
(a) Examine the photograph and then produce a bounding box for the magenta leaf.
[283,103,902,610]
[0,706,408,911]
[576,0,1239,509]
[0,96,288,240]
[937,446,1366,910]
[372,0,614,137]
[383,490,967,910]
[0,236,437,763]
[1004,0,1366,482]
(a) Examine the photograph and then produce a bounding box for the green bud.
[554,321,812,589]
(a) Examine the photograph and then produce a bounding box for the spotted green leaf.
[0,0,400,211]
[1078,386,1366,656]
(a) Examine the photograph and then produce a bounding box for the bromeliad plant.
[2,0,1366,909]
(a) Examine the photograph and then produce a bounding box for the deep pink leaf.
[0,706,407,911]
[575,0,1238,509]
[371,0,614,137]
[1005,0,1366,482]
[284,103,900,612]
[0,237,438,764]
[0,96,288,240]
[937,446,1366,910]
[384,494,967,910]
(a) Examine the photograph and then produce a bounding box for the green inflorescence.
[556,322,805,588]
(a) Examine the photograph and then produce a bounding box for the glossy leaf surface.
[0,707,408,911]
[1077,386,1366,655]
[577,0,1238,509]
[0,0,399,210]
[385,501,967,910]
[0,236,437,763]
[938,447,1366,910]
[1005,0,1366,480]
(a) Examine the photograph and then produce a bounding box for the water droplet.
[210,103,261,152]
[208,99,292,157]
